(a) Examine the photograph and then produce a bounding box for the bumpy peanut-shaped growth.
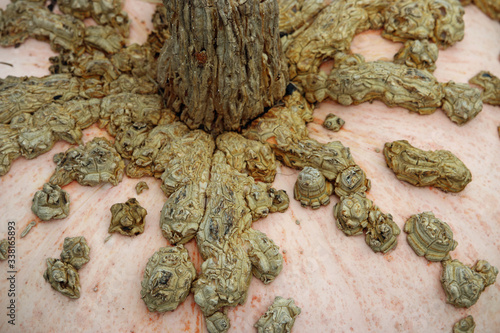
[404,212,458,262]
[255,296,301,333]
[43,258,81,299]
[441,259,498,308]
[469,71,500,105]
[0,239,9,260]
[453,315,476,333]
[294,167,332,209]
[141,245,196,312]
[50,137,125,187]
[394,40,439,72]
[193,151,286,325]
[60,236,90,270]
[384,140,472,193]
[109,198,147,236]
[32,183,70,221]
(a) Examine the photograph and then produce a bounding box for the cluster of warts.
[43,236,90,299]
[0,0,499,332]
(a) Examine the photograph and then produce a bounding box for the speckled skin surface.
[0,2,499,332]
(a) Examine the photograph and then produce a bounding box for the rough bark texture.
[157,0,288,134]
[2,3,500,331]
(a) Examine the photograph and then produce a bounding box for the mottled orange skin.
[0,2,500,332]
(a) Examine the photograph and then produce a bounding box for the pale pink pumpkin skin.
[0,2,499,332]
